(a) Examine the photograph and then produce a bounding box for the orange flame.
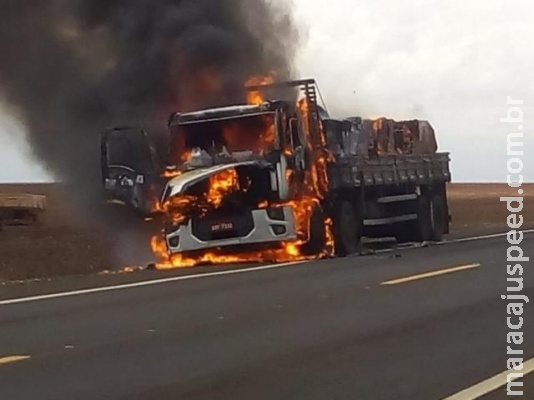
[162,168,182,179]
[208,168,239,208]
[151,228,312,269]
[246,75,274,105]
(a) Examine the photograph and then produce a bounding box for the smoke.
[0,0,299,210]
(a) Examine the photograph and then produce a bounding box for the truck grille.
[192,211,254,241]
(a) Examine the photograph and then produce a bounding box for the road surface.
[0,234,533,399]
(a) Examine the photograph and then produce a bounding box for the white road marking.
[381,263,481,286]
[441,229,534,245]
[372,230,534,255]
[442,357,534,400]
[0,262,304,306]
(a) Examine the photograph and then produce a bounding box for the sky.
[0,0,532,182]
[0,113,53,182]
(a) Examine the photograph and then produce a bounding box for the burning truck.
[101,79,451,268]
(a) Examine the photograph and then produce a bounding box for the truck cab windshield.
[169,113,276,166]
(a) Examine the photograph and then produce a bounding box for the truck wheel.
[430,194,445,241]
[300,206,326,256]
[395,195,432,243]
[416,195,433,242]
[395,223,414,244]
[333,201,362,256]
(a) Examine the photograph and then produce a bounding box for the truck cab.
[161,102,300,254]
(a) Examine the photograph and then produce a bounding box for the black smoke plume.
[0,0,299,208]
[0,0,299,266]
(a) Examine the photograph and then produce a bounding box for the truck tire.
[430,194,445,242]
[300,206,326,256]
[395,195,432,243]
[417,195,433,242]
[333,201,362,256]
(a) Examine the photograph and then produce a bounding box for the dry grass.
[448,183,534,238]
[0,183,532,281]
[0,184,114,280]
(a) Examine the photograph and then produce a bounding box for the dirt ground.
[0,183,532,281]
[447,183,534,237]
[0,184,115,281]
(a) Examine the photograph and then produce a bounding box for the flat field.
[0,184,115,280]
[447,183,533,237]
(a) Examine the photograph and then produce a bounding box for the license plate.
[211,222,234,232]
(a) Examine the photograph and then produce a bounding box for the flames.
[221,116,275,154]
[260,118,276,149]
[162,168,182,179]
[150,76,335,270]
[208,169,239,207]
[297,98,332,197]
[152,237,309,270]
[155,169,239,218]
[151,188,333,270]
[246,75,274,105]
[150,173,321,269]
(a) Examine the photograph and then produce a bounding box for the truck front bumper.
[165,207,297,254]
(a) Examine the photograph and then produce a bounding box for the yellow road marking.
[381,263,481,286]
[0,355,31,365]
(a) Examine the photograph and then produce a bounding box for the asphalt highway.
[0,234,533,400]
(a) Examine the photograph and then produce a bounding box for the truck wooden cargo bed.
[328,153,451,189]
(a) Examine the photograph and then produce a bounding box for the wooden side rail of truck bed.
[328,153,451,189]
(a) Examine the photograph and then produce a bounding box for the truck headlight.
[271,225,287,236]
[267,207,286,221]
[168,236,180,248]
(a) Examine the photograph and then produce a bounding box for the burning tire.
[333,200,362,256]
[300,205,327,256]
